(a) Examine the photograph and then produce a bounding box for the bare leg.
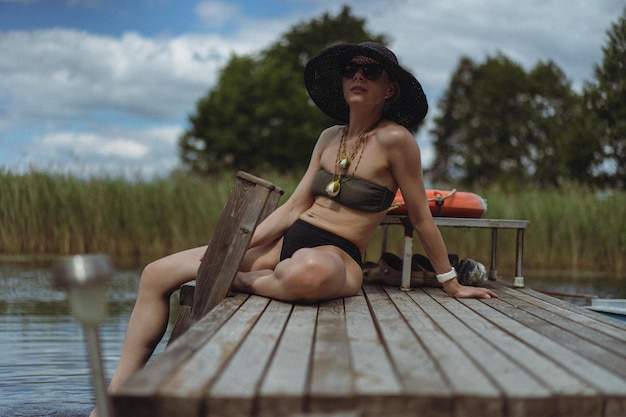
[89,246,206,417]
[233,246,362,303]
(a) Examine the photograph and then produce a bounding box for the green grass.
[1,169,624,276]
[0,170,235,262]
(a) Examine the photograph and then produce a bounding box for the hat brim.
[304,43,428,129]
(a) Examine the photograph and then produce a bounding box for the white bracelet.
[436,268,457,283]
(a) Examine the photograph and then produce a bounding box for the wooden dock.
[112,281,626,417]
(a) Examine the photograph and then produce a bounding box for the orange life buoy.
[389,189,487,218]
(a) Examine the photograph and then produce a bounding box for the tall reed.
[1,169,624,276]
[0,170,234,262]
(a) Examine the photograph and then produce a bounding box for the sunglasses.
[340,62,385,80]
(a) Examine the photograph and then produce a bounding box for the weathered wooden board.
[112,282,626,417]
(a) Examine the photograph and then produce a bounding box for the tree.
[179,56,262,174]
[179,6,388,175]
[584,7,626,189]
[526,61,585,186]
[430,54,582,188]
[556,96,603,186]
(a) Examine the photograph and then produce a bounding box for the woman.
[91,41,496,417]
[231,42,496,302]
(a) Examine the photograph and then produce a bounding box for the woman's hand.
[442,279,498,299]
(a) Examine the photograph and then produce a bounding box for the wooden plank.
[393,288,504,417]
[485,292,626,414]
[111,293,249,417]
[154,295,271,417]
[179,280,196,307]
[193,178,275,320]
[495,297,626,417]
[506,288,626,355]
[283,413,359,417]
[170,280,196,343]
[425,288,555,417]
[434,218,530,229]
[208,299,293,417]
[412,288,528,416]
[518,287,626,335]
[497,287,626,377]
[115,279,626,417]
[381,215,530,229]
[169,173,282,343]
[260,183,284,221]
[169,304,193,341]
[454,296,599,408]
[344,292,404,417]
[363,285,453,417]
[258,305,318,417]
[518,290,626,416]
[308,298,354,414]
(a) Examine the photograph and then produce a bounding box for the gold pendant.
[337,157,350,170]
[325,180,341,197]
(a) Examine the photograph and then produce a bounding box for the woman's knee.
[138,248,203,297]
[137,260,170,297]
[279,249,345,300]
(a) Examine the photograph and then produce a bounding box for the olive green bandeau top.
[312,168,395,213]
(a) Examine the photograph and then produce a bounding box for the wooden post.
[168,172,283,343]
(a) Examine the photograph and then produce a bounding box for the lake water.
[0,261,173,417]
[1,259,624,417]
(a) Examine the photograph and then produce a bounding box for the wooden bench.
[112,282,626,417]
[380,215,531,289]
[168,171,283,343]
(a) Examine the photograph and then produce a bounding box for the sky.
[1,0,624,179]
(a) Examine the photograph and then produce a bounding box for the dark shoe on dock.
[411,253,460,272]
[363,253,425,287]
[363,252,403,285]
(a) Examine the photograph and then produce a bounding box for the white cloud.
[0,16,286,177]
[20,126,182,178]
[0,0,623,177]
[362,0,622,94]
[0,29,235,122]
[38,132,149,159]
[195,0,241,29]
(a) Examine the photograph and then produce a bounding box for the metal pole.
[52,254,115,417]
[84,324,113,417]
[489,228,498,280]
[400,220,413,290]
[513,228,525,288]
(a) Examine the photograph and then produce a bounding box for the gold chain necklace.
[325,119,381,197]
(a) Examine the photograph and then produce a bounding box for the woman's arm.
[387,127,497,299]
[386,127,450,269]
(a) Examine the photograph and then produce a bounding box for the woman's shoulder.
[316,124,345,145]
[320,124,345,137]
[376,120,414,146]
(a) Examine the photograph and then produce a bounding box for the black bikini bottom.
[280,219,362,266]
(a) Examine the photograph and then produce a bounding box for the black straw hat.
[304,42,428,129]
